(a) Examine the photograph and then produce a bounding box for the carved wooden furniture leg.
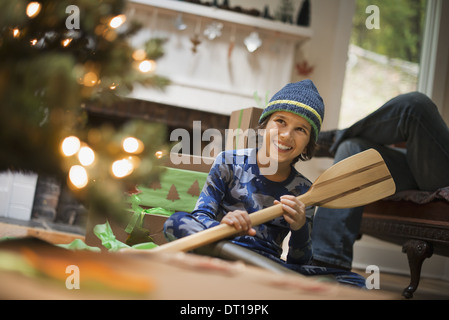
[401,239,433,299]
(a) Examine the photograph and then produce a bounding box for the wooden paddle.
[149,148,395,254]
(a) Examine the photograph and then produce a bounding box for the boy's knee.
[163,211,189,241]
[334,138,371,161]
[400,92,437,116]
[163,211,206,241]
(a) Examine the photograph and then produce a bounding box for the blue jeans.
[312,92,449,269]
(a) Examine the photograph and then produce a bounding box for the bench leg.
[401,239,433,299]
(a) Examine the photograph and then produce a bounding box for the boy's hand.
[274,195,306,231]
[221,210,257,236]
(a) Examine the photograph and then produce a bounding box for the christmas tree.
[149,179,162,191]
[0,0,170,219]
[187,180,200,197]
[166,184,180,202]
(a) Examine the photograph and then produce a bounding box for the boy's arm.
[191,155,231,229]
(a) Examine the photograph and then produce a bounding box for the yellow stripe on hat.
[266,99,323,125]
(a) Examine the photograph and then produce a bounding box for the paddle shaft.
[151,192,313,253]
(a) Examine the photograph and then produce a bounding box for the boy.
[164,80,365,287]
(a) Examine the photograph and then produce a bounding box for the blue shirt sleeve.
[191,153,230,228]
[286,216,313,265]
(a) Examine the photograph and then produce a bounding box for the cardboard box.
[84,156,215,248]
[225,107,263,150]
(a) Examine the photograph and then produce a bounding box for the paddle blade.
[307,149,395,208]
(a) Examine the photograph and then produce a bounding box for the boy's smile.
[258,111,311,179]
[273,140,293,151]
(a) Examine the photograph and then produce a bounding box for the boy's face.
[261,111,311,166]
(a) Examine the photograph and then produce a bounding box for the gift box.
[225,107,263,150]
[85,158,212,248]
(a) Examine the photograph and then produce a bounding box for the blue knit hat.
[259,80,324,141]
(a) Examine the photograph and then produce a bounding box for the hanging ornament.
[296,60,314,76]
[228,25,236,59]
[190,34,201,53]
[244,31,262,53]
[203,21,223,40]
[174,14,187,31]
[190,19,202,53]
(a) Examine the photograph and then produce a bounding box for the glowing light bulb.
[155,151,164,159]
[78,146,95,166]
[13,28,20,38]
[83,71,98,87]
[69,165,88,189]
[132,49,146,61]
[61,136,81,156]
[112,158,134,178]
[138,60,156,73]
[62,38,72,47]
[109,15,126,28]
[123,137,143,154]
[26,2,41,18]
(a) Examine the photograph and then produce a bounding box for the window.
[338,0,428,128]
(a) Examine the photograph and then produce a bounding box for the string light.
[111,158,134,178]
[26,2,41,18]
[123,137,143,154]
[83,71,98,87]
[132,49,146,61]
[69,165,88,189]
[61,136,81,156]
[155,150,164,159]
[12,28,20,38]
[138,60,156,73]
[61,38,72,47]
[109,15,126,29]
[78,146,95,166]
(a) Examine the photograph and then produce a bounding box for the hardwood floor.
[353,269,449,300]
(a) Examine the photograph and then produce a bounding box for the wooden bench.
[361,196,449,298]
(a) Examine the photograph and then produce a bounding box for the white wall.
[127,0,303,114]
[127,0,355,125]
